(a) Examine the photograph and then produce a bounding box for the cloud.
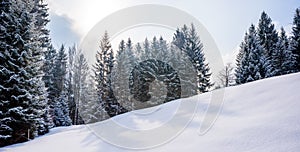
[48,12,81,48]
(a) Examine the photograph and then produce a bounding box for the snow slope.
[2,73,300,152]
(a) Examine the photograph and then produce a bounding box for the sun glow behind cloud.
[47,0,127,41]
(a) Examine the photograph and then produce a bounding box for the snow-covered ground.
[2,73,300,152]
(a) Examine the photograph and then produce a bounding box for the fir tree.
[94,32,127,117]
[52,45,72,126]
[157,36,169,61]
[141,38,150,61]
[235,40,247,85]
[0,0,49,146]
[290,8,300,71]
[42,45,57,128]
[235,25,268,84]
[173,24,212,93]
[257,11,278,77]
[135,42,142,61]
[273,27,297,75]
[150,36,159,58]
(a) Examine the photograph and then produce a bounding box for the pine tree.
[150,36,159,58]
[141,38,150,61]
[52,45,72,126]
[290,8,300,71]
[42,45,57,128]
[235,24,268,84]
[157,36,169,61]
[112,40,132,111]
[29,0,53,135]
[235,40,247,85]
[273,27,297,75]
[135,42,142,61]
[0,0,50,146]
[94,32,127,117]
[257,11,278,77]
[53,91,72,126]
[173,24,212,93]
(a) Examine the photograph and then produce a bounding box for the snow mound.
[2,73,300,152]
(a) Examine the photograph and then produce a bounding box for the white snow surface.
[2,73,300,152]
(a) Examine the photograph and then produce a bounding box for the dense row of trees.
[216,9,300,88]
[234,10,300,84]
[94,24,212,117]
[0,0,212,146]
[0,0,95,146]
[0,0,51,146]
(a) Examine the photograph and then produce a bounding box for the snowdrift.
[2,73,300,152]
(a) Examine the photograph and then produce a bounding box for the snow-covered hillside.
[2,73,300,152]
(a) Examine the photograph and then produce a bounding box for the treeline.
[0,0,213,146]
[235,10,300,84]
[93,24,212,118]
[217,9,300,87]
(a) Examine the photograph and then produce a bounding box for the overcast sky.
[47,0,299,63]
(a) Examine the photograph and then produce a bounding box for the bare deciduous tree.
[217,63,235,88]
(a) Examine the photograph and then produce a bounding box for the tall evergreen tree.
[173,24,212,93]
[257,11,278,77]
[141,38,150,61]
[42,45,57,128]
[273,27,297,75]
[52,45,72,126]
[135,42,142,61]
[0,0,50,146]
[235,40,247,85]
[150,36,159,58]
[290,8,300,71]
[94,32,126,117]
[112,40,130,111]
[235,25,268,84]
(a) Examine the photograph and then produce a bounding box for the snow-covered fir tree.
[235,24,269,84]
[31,1,53,135]
[257,11,278,77]
[42,45,57,128]
[273,27,297,75]
[150,36,159,58]
[112,39,136,111]
[140,38,150,61]
[135,42,143,61]
[290,8,300,71]
[94,32,127,117]
[173,24,213,93]
[0,0,50,146]
[52,45,72,126]
[157,36,169,60]
[53,91,72,126]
